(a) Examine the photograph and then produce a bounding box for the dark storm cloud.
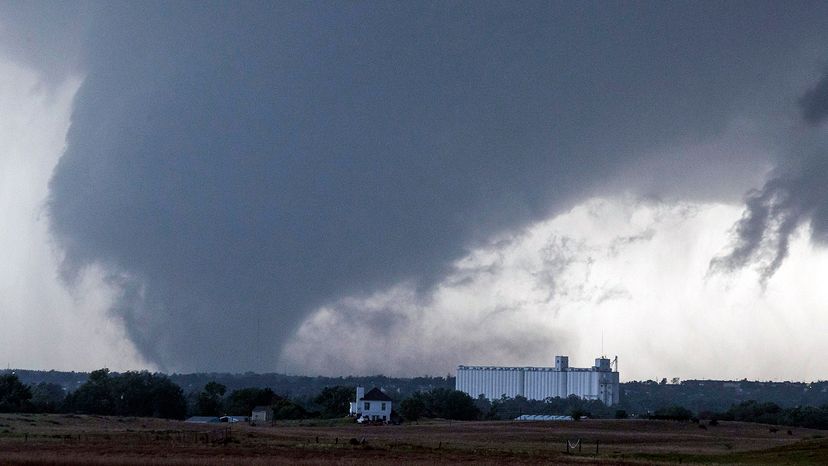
[712,71,828,283]
[0,1,90,84]
[800,72,828,125]
[44,2,828,371]
[710,168,810,283]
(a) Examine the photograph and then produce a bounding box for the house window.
[381,402,386,411]
[364,402,370,410]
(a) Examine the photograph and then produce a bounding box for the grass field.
[0,413,826,465]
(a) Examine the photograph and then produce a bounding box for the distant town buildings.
[456,355,620,406]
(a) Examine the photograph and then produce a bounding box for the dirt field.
[0,413,826,465]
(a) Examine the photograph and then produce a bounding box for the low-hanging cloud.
[800,72,828,125]
[712,72,828,283]
[31,2,828,371]
[282,198,828,380]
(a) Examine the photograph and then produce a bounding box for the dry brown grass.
[0,414,825,465]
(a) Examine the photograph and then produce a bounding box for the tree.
[197,381,226,416]
[272,397,310,420]
[571,407,589,420]
[399,393,426,421]
[29,382,65,412]
[473,394,495,419]
[313,386,354,418]
[111,371,155,416]
[65,368,115,415]
[225,387,275,415]
[0,374,33,413]
[150,376,187,419]
[407,388,480,420]
[64,369,186,419]
[726,400,781,424]
[652,405,693,421]
[442,389,480,420]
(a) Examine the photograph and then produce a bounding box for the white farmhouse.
[348,386,393,422]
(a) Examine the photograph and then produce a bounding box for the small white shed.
[251,406,273,423]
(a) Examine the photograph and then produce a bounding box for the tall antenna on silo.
[256,314,262,371]
[601,329,604,357]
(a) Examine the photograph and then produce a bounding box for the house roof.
[220,415,249,423]
[362,387,392,401]
[252,405,271,411]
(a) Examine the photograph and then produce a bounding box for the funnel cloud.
[713,72,828,283]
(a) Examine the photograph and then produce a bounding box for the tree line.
[10,368,828,415]
[0,370,187,418]
[0,370,483,422]
[704,400,828,430]
[613,400,828,430]
[622,379,828,413]
[0,370,311,420]
[5,369,828,429]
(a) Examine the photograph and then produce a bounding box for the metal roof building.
[515,414,574,421]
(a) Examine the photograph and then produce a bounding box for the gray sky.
[2,1,828,378]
